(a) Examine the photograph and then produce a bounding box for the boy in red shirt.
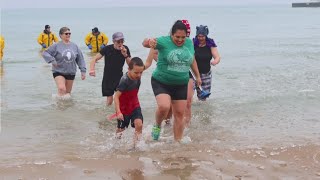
[114,57,145,142]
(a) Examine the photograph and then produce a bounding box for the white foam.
[180,136,192,144]
[52,93,72,101]
[135,140,148,151]
[299,89,315,92]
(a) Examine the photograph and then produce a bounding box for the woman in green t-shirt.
[142,20,201,142]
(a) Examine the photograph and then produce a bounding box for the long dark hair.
[170,20,187,35]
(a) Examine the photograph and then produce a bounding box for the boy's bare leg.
[133,119,143,143]
[116,128,125,139]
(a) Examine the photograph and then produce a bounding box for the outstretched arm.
[75,47,86,80]
[84,33,91,46]
[42,44,56,64]
[114,91,124,120]
[53,34,59,42]
[142,38,157,48]
[37,34,44,45]
[89,53,103,76]
[144,48,157,70]
[211,47,221,66]
[102,33,109,45]
[190,57,202,87]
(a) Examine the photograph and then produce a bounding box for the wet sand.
[1,144,319,180]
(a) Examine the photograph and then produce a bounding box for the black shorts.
[102,73,122,96]
[53,72,75,80]
[117,107,143,129]
[151,77,188,100]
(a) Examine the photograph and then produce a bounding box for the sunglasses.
[116,39,124,44]
[64,33,71,35]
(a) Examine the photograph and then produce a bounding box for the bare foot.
[115,132,122,139]
[164,119,171,125]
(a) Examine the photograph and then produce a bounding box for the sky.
[1,0,295,9]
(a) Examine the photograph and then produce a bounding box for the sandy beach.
[1,143,319,180]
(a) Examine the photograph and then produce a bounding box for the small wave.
[298,89,315,92]
[1,59,37,64]
[313,152,320,164]
[52,93,72,101]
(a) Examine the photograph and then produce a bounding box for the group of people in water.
[2,19,221,143]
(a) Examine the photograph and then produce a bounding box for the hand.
[196,77,202,87]
[100,44,105,49]
[117,112,124,121]
[52,60,58,68]
[81,72,86,80]
[149,38,157,48]
[120,46,127,57]
[41,43,47,48]
[211,59,220,66]
[87,44,92,50]
[89,69,95,77]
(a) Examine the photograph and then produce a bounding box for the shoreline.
[1,143,319,179]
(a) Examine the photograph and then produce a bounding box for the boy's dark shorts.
[117,107,143,129]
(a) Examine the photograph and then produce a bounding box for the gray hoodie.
[42,41,86,75]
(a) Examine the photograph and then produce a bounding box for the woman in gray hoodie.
[42,27,86,97]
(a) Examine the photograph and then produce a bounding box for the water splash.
[52,93,72,101]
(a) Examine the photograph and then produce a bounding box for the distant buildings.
[292,0,320,7]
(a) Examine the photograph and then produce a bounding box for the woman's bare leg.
[185,79,194,127]
[172,99,187,141]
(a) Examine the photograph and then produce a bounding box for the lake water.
[1,5,320,179]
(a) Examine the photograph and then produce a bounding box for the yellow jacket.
[85,32,108,53]
[37,31,59,50]
[0,35,4,60]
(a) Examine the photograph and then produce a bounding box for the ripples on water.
[1,6,320,179]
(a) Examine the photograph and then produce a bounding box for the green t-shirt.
[152,36,194,85]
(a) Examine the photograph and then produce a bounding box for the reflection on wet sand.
[1,144,319,179]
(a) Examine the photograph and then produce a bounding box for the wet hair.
[170,20,187,36]
[129,57,144,70]
[59,27,70,35]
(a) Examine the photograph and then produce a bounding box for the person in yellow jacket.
[0,35,4,61]
[37,25,59,50]
[85,27,109,53]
